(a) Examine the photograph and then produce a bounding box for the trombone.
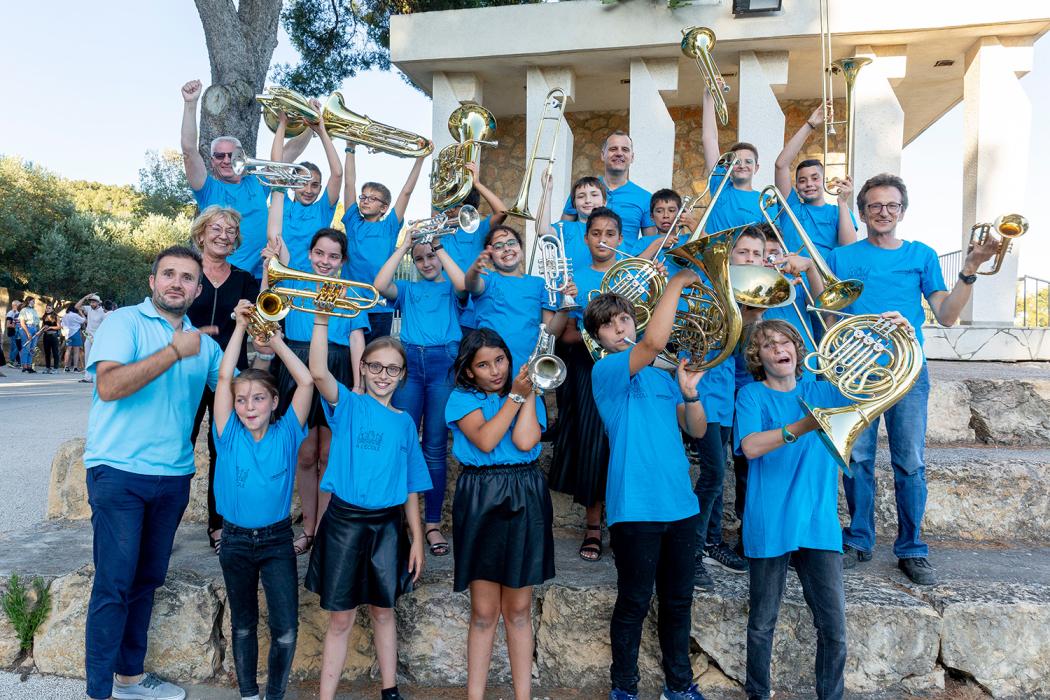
[682,26,731,126]
[231,148,313,190]
[507,88,567,220]
[969,214,1028,275]
[819,0,870,196]
[257,258,385,323]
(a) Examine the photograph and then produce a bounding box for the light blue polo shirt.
[777,189,857,260]
[283,195,338,272]
[321,383,431,508]
[592,348,698,526]
[445,388,547,466]
[192,174,269,278]
[706,170,762,234]
[562,178,655,241]
[84,298,224,476]
[734,380,850,558]
[281,279,371,346]
[470,272,553,371]
[213,412,308,528]
[394,278,461,347]
[825,238,947,347]
[341,203,401,313]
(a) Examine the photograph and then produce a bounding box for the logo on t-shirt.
[629,383,648,399]
[236,468,249,489]
[357,430,383,451]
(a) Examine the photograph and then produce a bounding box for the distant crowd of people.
[3,294,114,379]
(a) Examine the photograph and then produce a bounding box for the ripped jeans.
[219,518,299,700]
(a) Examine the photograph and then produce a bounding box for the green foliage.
[138,149,195,219]
[275,0,539,94]
[2,574,51,653]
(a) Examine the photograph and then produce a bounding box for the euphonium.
[819,0,870,196]
[323,92,433,158]
[507,88,567,220]
[257,258,384,323]
[527,324,567,395]
[257,86,317,137]
[799,309,922,476]
[431,102,498,211]
[682,26,731,125]
[231,148,313,190]
[969,213,1028,275]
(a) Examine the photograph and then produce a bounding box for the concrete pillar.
[523,67,576,252]
[629,58,678,194]
[737,50,788,190]
[961,37,1033,325]
[851,45,907,194]
[430,72,484,156]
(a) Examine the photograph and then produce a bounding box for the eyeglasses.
[363,362,404,378]
[735,158,757,166]
[211,152,234,160]
[359,194,388,205]
[865,202,903,214]
[207,224,237,237]
[490,239,520,251]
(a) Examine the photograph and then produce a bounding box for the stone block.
[967,379,1050,446]
[926,381,975,444]
[45,438,88,521]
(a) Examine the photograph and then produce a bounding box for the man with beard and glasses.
[82,246,225,700]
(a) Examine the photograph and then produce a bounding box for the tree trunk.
[193,0,282,159]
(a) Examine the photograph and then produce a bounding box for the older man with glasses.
[180,79,312,279]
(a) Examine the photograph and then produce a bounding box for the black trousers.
[42,332,61,369]
[191,387,222,532]
[609,514,699,695]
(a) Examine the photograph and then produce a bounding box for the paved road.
[0,371,92,534]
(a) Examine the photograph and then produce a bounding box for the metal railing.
[923,250,962,325]
[1017,275,1050,328]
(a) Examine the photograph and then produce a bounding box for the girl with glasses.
[306,322,430,700]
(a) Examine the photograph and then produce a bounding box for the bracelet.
[683,394,701,404]
[508,392,526,405]
[781,425,797,444]
[255,352,275,361]
[431,242,443,251]
[169,343,182,361]
[806,121,819,129]
[344,146,356,154]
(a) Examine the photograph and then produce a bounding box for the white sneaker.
[111,673,186,700]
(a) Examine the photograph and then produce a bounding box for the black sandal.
[579,524,603,562]
[425,527,450,556]
[293,532,314,556]
[208,528,222,555]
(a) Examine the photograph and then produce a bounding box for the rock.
[926,381,974,445]
[967,379,1050,446]
[0,613,22,667]
[45,439,88,521]
[34,566,223,681]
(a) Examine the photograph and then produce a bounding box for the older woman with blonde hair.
[187,204,262,552]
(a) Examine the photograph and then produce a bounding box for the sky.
[2,1,1047,275]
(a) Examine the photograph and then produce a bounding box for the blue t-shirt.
[442,216,492,330]
[283,196,338,272]
[570,264,607,322]
[825,239,947,347]
[394,278,462,347]
[320,383,432,507]
[777,189,857,261]
[592,349,698,526]
[213,411,307,528]
[552,220,592,271]
[192,174,269,278]
[562,178,655,241]
[698,357,734,425]
[341,203,402,313]
[734,380,850,558]
[705,170,762,235]
[471,272,552,371]
[84,298,223,476]
[281,279,371,345]
[445,388,547,466]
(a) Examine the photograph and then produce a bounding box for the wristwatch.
[958,271,978,285]
[508,392,526,405]
[781,426,797,444]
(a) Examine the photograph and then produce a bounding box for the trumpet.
[323,92,433,158]
[969,213,1028,276]
[231,308,282,343]
[819,0,870,196]
[532,228,579,312]
[682,26,731,126]
[231,148,313,190]
[507,88,567,220]
[257,258,384,323]
[527,323,567,395]
[395,206,481,247]
[431,102,498,211]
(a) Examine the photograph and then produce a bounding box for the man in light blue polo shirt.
[83,246,224,700]
[180,79,311,279]
[562,130,656,241]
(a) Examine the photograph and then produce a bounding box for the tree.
[138,149,195,218]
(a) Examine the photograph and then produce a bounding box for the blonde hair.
[190,205,243,252]
[744,319,806,381]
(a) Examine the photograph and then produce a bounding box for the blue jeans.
[693,424,731,549]
[19,325,38,366]
[842,363,930,559]
[393,342,457,522]
[220,518,299,700]
[746,549,846,700]
[7,334,19,364]
[85,465,191,700]
[366,311,393,344]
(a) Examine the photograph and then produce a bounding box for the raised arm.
[631,268,698,375]
[213,301,251,438]
[270,332,314,426]
[928,237,999,326]
[741,413,819,459]
[95,327,201,402]
[700,90,721,175]
[468,162,508,226]
[310,103,343,207]
[536,170,555,238]
[269,111,288,162]
[283,128,313,162]
[343,147,357,206]
[374,236,413,301]
[308,316,339,404]
[510,382,542,451]
[180,80,207,191]
[834,176,858,243]
[435,244,467,294]
[463,249,492,296]
[393,148,431,221]
[775,103,825,197]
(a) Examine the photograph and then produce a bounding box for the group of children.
[204,92,882,700]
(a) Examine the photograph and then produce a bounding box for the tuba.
[968,213,1028,276]
[323,92,433,158]
[682,26,731,126]
[430,102,498,211]
[527,324,567,395]
[799,310,922,476]
[256,258,384,323]
[231,148,313,190]
[819,0,870,196]
[257,86,317,137]
[507,88,567,220]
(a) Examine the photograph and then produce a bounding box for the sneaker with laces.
[693,558,714,589]
[703,543,748,573]
[609,689,640,700]
[111,673,185,700]
[898,557,937,585]
[841,544,872,570]
[661,683,707,699]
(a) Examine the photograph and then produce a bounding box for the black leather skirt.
[305,496,411,611]
[452,462,555,592]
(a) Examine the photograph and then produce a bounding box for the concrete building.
[391,0,1050,359]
